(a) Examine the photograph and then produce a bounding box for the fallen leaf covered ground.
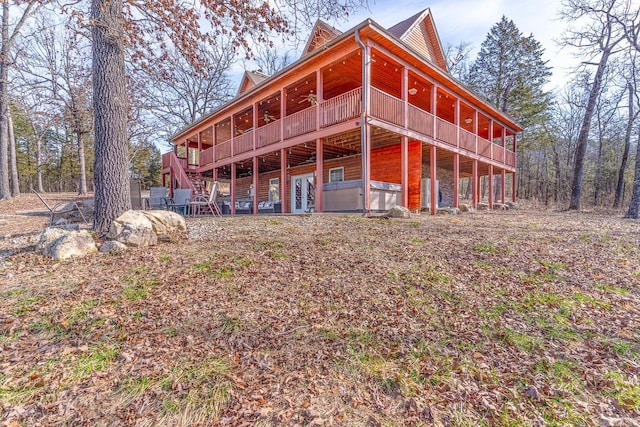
[1,197,639,426]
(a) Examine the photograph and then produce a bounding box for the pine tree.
[467,16,552,129]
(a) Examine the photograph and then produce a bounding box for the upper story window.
[329,167,344,183]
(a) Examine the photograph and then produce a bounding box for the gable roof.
[237,70,270,96]
[302,19,343,56]
[387,8,448,71]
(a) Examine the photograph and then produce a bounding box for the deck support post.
[501,169,506,204]
[401,136,409,208]
[488,164,494,209]
[231,162,236,215]
[253,156,259,215]
[512,171,517,203]
[365,124,371,213]
[280,148,287,213]
[453,153,459,208]
[315,138,323,213]
[430,144,437,215]
[197,132,202,167]
[213,167,217,183]
[472,159,478,208]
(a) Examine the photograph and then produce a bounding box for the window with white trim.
[329,167,344,183]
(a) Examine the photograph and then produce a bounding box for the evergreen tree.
[467,16,552,129]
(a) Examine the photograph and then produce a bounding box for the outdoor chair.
[130,179,145,210]
[148,187,168,209]
[166,188,192,216]
[189,181,221,216]
[31,186,89,226]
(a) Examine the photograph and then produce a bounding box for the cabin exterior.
[163,8,522,215]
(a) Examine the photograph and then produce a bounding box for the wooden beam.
[281,148,288,213]
[501,169,506,204]
[512,171,517,203]
[231,162,236,215]
[453,152,459,208]
[253,156,259,214]
[488,164,493,209]
[315,138,323,212]
[472,159,478,208]
[401,135,409,207]
[430,144,436,215]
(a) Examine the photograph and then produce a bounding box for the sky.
[238,0,578,93]
[342,0,574,91]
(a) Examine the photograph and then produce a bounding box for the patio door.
[291,173,315,213]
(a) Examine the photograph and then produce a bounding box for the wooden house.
[162,8,522,215]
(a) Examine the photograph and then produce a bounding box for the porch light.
[464,118,473,124]
[408,88,418,95]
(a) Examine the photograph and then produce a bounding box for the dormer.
[237,70,269,96]
[302,19,342,56]
[387,8,448,71]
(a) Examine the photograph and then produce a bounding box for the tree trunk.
[625,124,640,219]
[614,83,635,208]
[76,130,88,195]
[35,132,43,192]
[8,110,18,196]
[91,0,130,231]
[0,1,11,200]
[569,49,610,210]
[594,135,603,205]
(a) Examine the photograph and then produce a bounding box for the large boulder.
[459,203,475,213]
[107,210,187,248]
[37,228,98,260]
[387,206,411,219]
[108,210,158,247]
[140,210,187,239]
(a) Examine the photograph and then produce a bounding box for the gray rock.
[387,206,411,219]
[459,204,475,213]
[37,228,98,260]
[108,210,158,247]
[36,227,68,252]
[437,207,460,215]
[506,201,519,210]
[493,203,508,210]
[477,203,489,211]
[100,240,128,254]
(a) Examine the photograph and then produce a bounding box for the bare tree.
[0,1,49,200]
[562,0,629,210]
[614,58,638,207]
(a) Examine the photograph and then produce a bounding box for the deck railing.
[321,87,362,128]
[284,106,317,139]
[477,137,491,158]
[233,131,254,154]
[370,87,404,127]
[459,129,475,152]
[436,118,457,147]
[166,151,195,192]
[200,146,214,165]
[407,104,434,137]
[493,146,504,163]
[215,139,231,161]
[256,120,281,147]
[189,85,516,171]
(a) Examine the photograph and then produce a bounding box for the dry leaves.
[1,207,639,426]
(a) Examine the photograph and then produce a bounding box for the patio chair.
[130,179,144,210]
[148,187,168,209]
[189,181,221,216]
[31,186,89,226]
[166,188,192,216]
